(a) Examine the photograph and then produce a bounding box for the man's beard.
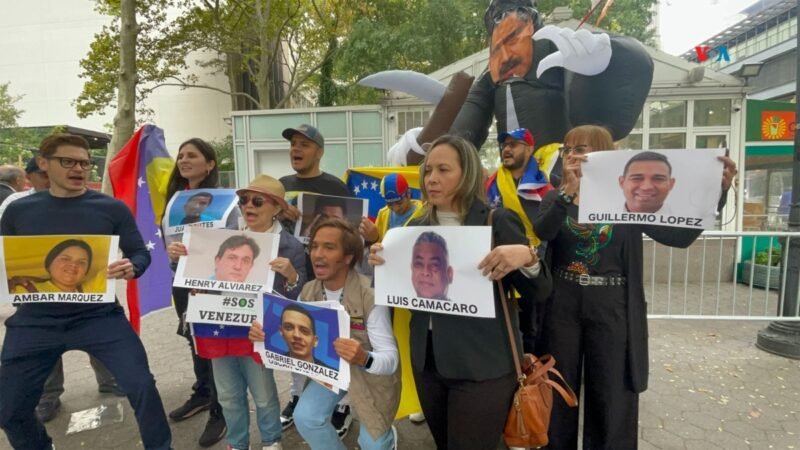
[502,153,527,172]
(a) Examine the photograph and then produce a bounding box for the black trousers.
[0,307,172,450]
[413,334,517,450]
[173,287,219,412]
[541,280,639,450]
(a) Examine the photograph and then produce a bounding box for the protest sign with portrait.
[0,235,119,304]
[294,193,367,244]
[374,226,495,318]
[163,188,240,242]
[173,228,279,294]
[579,148,725,229]
[254,293,351,391]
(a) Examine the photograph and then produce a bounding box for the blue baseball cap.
[497,128,534,146]
[282,124,325,148]
[380,173,410,203]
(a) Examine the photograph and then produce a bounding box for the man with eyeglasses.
[485,127,549,354]
[0,134,173,450]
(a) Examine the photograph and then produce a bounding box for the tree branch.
[149,79,261,107]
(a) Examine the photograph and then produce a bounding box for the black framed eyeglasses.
[47,156,95,170]
[238,194,268,207]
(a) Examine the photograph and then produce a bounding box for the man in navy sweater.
[0,134,172,450]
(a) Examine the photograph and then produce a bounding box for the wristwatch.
[557,188,577,205]
[363,352,374,370]
[284,273,300,291]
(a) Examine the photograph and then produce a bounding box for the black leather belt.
[554,268,626,287]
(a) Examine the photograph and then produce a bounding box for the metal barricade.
[644,231,800,321]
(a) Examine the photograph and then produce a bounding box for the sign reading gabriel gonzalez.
[579,148,724,230]
[375,226,495,318]
[255,294,351,391]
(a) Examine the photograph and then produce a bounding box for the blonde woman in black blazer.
[370,134,552,449]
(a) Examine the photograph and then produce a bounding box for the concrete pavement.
[0,303,798,449]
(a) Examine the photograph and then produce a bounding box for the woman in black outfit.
[162,138,228,447]
[370,134,552,449]
[534,125,737,449]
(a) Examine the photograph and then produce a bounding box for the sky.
[658,0,762,55]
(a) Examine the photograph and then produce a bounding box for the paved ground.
[0,292,798,449]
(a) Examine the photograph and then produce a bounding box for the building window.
[649,133,686,149]
[694,99,731,127]
[617,133,642,150]
[649,101,686,128]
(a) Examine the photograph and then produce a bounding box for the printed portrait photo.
[294,193,368,243]
[263,295,343,371]
[163,188,240,238]
[579,148,725,229]
[174,227,280,294]
[374,226,495,318]
[0,235,118,303]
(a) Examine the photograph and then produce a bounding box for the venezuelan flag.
[109,125,174,334]
[345,166,422,220]
[346,166,423,419]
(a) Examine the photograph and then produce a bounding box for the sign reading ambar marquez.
[374,226,495,318]
[579,148,725,230]
[254,294,352,391]
[173,227,280,295]
[0,235,119,304]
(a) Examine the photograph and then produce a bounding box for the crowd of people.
[0,120,737,450]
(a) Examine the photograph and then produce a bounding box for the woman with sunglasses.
[535,125,737,449]
[179,174,306,450]
[163,137,229,447]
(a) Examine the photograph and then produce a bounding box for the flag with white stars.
[345,167,422,219]
[109,125,175,334]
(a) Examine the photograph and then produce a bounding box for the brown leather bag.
[487,209,577,448]
[496,282,578,448]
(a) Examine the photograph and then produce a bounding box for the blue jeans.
[294,381,394,450]
[212,356,281,449]
[0,307,172,450]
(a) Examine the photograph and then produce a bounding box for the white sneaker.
[409,412,425,424]
[263,443,283,450]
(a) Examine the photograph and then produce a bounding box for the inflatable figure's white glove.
[534,26,612,78]
[387,127,424,167]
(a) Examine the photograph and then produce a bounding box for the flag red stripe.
[109,128,144,211]
[127,280,141,334]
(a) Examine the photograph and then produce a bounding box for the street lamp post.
[756,0,800,359]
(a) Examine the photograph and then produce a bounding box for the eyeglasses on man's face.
[47,156,95,170]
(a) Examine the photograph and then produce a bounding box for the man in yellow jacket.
[360,173,422,244]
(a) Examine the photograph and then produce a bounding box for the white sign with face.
[173,228,279,294]
[578,148,724,229]
[374,226,495,318]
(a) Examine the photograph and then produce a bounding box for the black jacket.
[408,201,552,381]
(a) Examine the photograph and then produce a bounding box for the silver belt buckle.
[578,273,591,286]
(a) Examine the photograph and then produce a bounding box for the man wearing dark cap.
[277,124,354,437]
[279,124,350,212]
[0,156,50,219]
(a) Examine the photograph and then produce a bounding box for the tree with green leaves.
[536,0,658,45]
[0,82,35,164]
